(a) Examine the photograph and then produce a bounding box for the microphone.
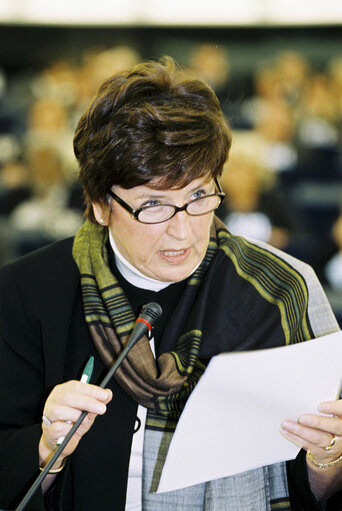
[15,302,162,511]
[98,301,163,389]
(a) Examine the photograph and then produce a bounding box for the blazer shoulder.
[0,237,81,314]
[1,237,78,281]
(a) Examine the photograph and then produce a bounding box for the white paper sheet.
[157,330,342,493]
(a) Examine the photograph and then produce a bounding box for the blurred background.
[0,0,341,323]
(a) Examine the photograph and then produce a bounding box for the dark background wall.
[0,24,341,74]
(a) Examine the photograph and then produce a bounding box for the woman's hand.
[39,380,112,469]
[281,399,342,500]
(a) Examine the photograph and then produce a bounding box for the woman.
[0,57,342,511]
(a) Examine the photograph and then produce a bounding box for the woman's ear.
[92,201,110,226]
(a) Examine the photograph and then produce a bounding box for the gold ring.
[325,436,337,451]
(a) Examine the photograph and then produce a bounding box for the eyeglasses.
[108,178,225,224]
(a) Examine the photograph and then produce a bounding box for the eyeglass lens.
[137,195,221,223]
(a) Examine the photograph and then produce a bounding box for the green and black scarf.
[72,216,314,435]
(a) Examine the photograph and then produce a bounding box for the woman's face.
[93,176,215,282]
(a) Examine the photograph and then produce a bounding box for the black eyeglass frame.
[108,178,225,224]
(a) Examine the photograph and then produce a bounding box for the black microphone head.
[140,302,163,327]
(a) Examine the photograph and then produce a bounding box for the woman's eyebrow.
[134,179,212,201]
[134,191,168,200]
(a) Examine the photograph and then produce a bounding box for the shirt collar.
[108,231,173,292]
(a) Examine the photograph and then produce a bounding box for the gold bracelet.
[39,457,66,474]
[307,450,342,469]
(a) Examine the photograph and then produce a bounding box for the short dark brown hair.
[73,56,232,222]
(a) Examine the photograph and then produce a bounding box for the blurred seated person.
[312,209,342,327]
[0,159,32,267]
[218,149,304,256]
[295,72,341,182]
[325,211,342,291]
[0,159,31,216]
[187,42,246,128]
[78,45,141,109]
[274,50,310,109]
[25,96,75,171]
[9,145,82,255]
[187,43,230,97]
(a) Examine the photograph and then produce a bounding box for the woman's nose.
[166,210,192,240]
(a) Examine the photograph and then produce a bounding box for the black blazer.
[0,238,137,511]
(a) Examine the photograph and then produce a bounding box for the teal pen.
[56,356,94,445]
[80,355,94,383]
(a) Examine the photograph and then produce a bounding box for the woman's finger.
[40,383,113,459]
[281,419,335,450]
[318,400,342,417]
[43,384,112,422]
[298,413,342,437]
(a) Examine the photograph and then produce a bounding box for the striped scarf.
[72,217,319,509]
[72,217,313,430]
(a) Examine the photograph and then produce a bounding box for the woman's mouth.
[159,248,190,263]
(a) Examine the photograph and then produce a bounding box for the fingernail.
[318,403,328,412]
[96,403,106,414]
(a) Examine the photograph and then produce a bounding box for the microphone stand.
[15,301,162,511]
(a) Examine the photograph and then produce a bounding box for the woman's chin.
[153,263,198,283]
